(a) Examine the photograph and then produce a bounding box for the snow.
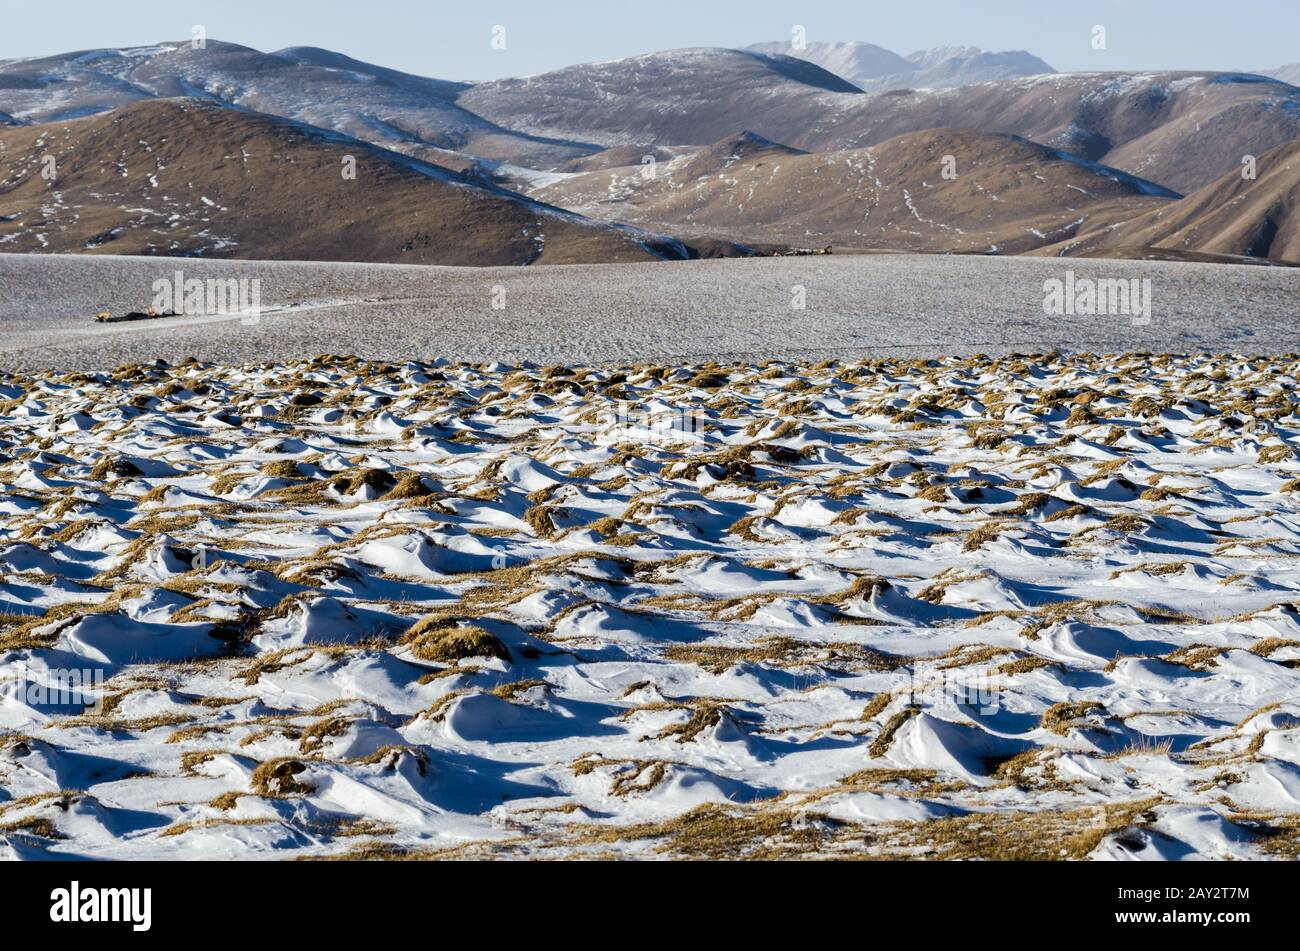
[1048,148,1182,198]
[2,352,1299,858]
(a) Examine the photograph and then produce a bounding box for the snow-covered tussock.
[1,352,1299,859]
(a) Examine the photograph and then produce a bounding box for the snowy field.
[2,252,1299,370]
[3,351,1300,859]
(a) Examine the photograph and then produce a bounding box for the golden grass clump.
[405,617,510,664]
[1040,701,1106,735]
[382,472,438,500]
[331,468,398,496]
[250,757,314,798]
[868,706,919,758]
[654,703,727,743]
[261,459,306,480]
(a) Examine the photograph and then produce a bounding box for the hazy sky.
[2,0,1295,80]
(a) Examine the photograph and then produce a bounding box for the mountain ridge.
[746,40,1055,91]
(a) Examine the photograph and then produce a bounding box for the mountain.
[1040,138,1300,264]
[745,40,914,86]
[1263,63,1300,86]
[746,40,1054,92]
[553,144,688,174]
[530,128,1177,254]
[891,46,1057,90]
[828,72,1300,195]
[7,42,1298,195]
[458,48,861,150]
[469,62,1300,193]
[2,40,1296,266]
[0,99,685,264]
[0,41,598,168]
[673,129,807,177]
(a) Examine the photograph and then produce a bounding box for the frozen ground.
[2,352,1300,859]
[0,252,1297,370]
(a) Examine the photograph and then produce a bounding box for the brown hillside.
[0,99,683,265]
[533,128,1176,254]
[1041,138,1300,264]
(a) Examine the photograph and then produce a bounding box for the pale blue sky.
[2,0,1295,80]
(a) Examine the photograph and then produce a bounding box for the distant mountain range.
[0,41,594,167]
[0,39,1298,265]
[746,41,1056,92]
[1264,63,1300,86]
[461,52,1300,194]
